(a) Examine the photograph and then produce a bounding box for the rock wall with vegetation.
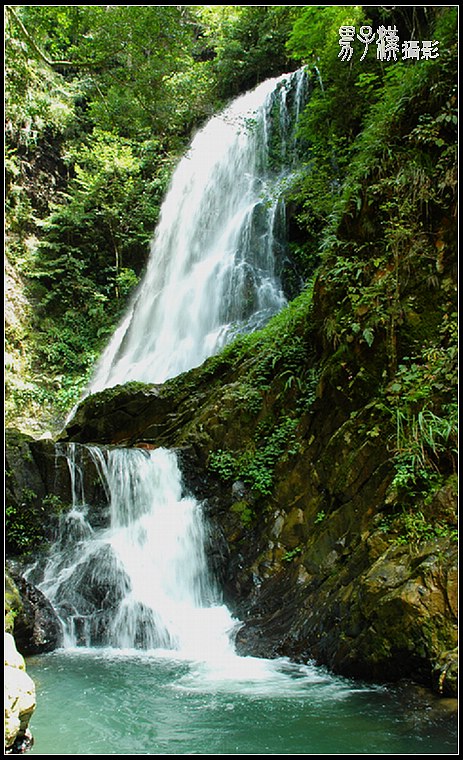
[5,5,457,702]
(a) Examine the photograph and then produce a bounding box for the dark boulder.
[6,571,63,655]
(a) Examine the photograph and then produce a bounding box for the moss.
[5,572,22,634]
[231,500,255,527]
[76,381,157,416]
[5,430,72,556]
[282,546,302,562]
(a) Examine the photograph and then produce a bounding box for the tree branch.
[6,5,105,69]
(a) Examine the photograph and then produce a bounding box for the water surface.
[27,648,458,755]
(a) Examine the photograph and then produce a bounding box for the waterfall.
[313,64,325,93]
[37,444,236,657]
[88,68,308,393]
[35,70,309,660]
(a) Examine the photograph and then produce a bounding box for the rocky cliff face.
[5,227,457,696]
[47,309,456,697]
[5,240,457,705]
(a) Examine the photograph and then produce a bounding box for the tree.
[197,6,301,98]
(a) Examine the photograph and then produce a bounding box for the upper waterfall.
[88,68,308,393]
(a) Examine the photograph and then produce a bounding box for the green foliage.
[195,280,317,413]
[7,5,208,137]
[231,501,255,528]
[282,6,458,545]
[285,6,457,320]
[6,98,172,405]
[209,417,299,497]
[36,128,167,280]
[198,6,299,99]
[380,355,457,528]
[282,546,302,562]
[5,502,42,553]
[4,20,78,148]
[6,4,312,427]
[387,400,457,495]
[379,508,457,547]
[208,450,237,482]
[384,325,458,497]
[5,487,68,555]
[5,573,23,633]
[282,8,385,289]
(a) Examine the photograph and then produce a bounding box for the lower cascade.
[17,447,459,754]
[34,444,237,660]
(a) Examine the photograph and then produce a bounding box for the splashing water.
[33,443,385,709]
[36,444,238,661]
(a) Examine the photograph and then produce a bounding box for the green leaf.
[362,327,374,347]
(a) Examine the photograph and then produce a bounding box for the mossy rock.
[5,568,63,655]
[5,571,22,634]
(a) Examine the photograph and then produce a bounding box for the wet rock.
[6,570,63,655]
[60,382,170,445]
[5,428,74,556]
[232,534,458,695]
[4,632,36,753]
[5,430,111,561]
[432,648,458,697]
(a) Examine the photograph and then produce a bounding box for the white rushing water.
[38,444,239,660]
[88,68,308,392]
